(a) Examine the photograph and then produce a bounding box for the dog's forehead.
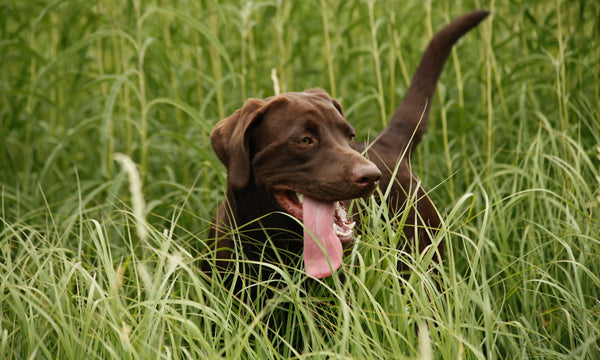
[264,92,351,131]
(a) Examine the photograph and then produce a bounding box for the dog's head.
[211,89,381,278]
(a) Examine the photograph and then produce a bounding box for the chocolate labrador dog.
[204,10,489,280]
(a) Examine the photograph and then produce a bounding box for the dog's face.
[250,91,379,201]
[211,89,381,278]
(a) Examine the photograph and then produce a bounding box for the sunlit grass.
[1,0,599,358]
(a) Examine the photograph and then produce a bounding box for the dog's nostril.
[352,164,382,186]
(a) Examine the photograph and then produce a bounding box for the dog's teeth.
[347,221,356,230]
[336,229,351,237]
[296,193,303,203]
[333,223,353,237]
[333,223,343,233]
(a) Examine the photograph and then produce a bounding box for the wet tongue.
[302,196,343,278]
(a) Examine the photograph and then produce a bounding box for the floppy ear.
[211,99,264,189]
[210,98,267,190]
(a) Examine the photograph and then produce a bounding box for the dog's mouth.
[273,189,356,279]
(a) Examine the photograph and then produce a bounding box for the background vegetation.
[1,0,599,358]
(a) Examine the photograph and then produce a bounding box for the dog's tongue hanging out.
[302,196,344,278]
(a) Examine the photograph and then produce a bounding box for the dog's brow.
[304,119,319,132]
[333,117,354,135]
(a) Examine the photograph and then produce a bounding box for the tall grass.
[1,0,599,358]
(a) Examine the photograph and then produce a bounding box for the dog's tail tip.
[471,9,491,22]
[472,9,491,17]
[453,10,491,34]
[461,10,491,31]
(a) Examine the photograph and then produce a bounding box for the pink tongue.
[302,196,342,278]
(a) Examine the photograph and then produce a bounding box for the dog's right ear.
[210,98,266,190]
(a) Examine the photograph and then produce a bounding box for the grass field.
[1,0,599,358]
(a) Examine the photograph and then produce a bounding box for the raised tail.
[381,10,489,152]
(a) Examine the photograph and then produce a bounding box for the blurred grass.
[1,0,599,358]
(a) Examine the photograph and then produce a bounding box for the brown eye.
[299,136,313,145]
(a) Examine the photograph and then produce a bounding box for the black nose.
[352,163,381,188]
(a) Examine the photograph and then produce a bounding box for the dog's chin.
[273,189,355,244]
